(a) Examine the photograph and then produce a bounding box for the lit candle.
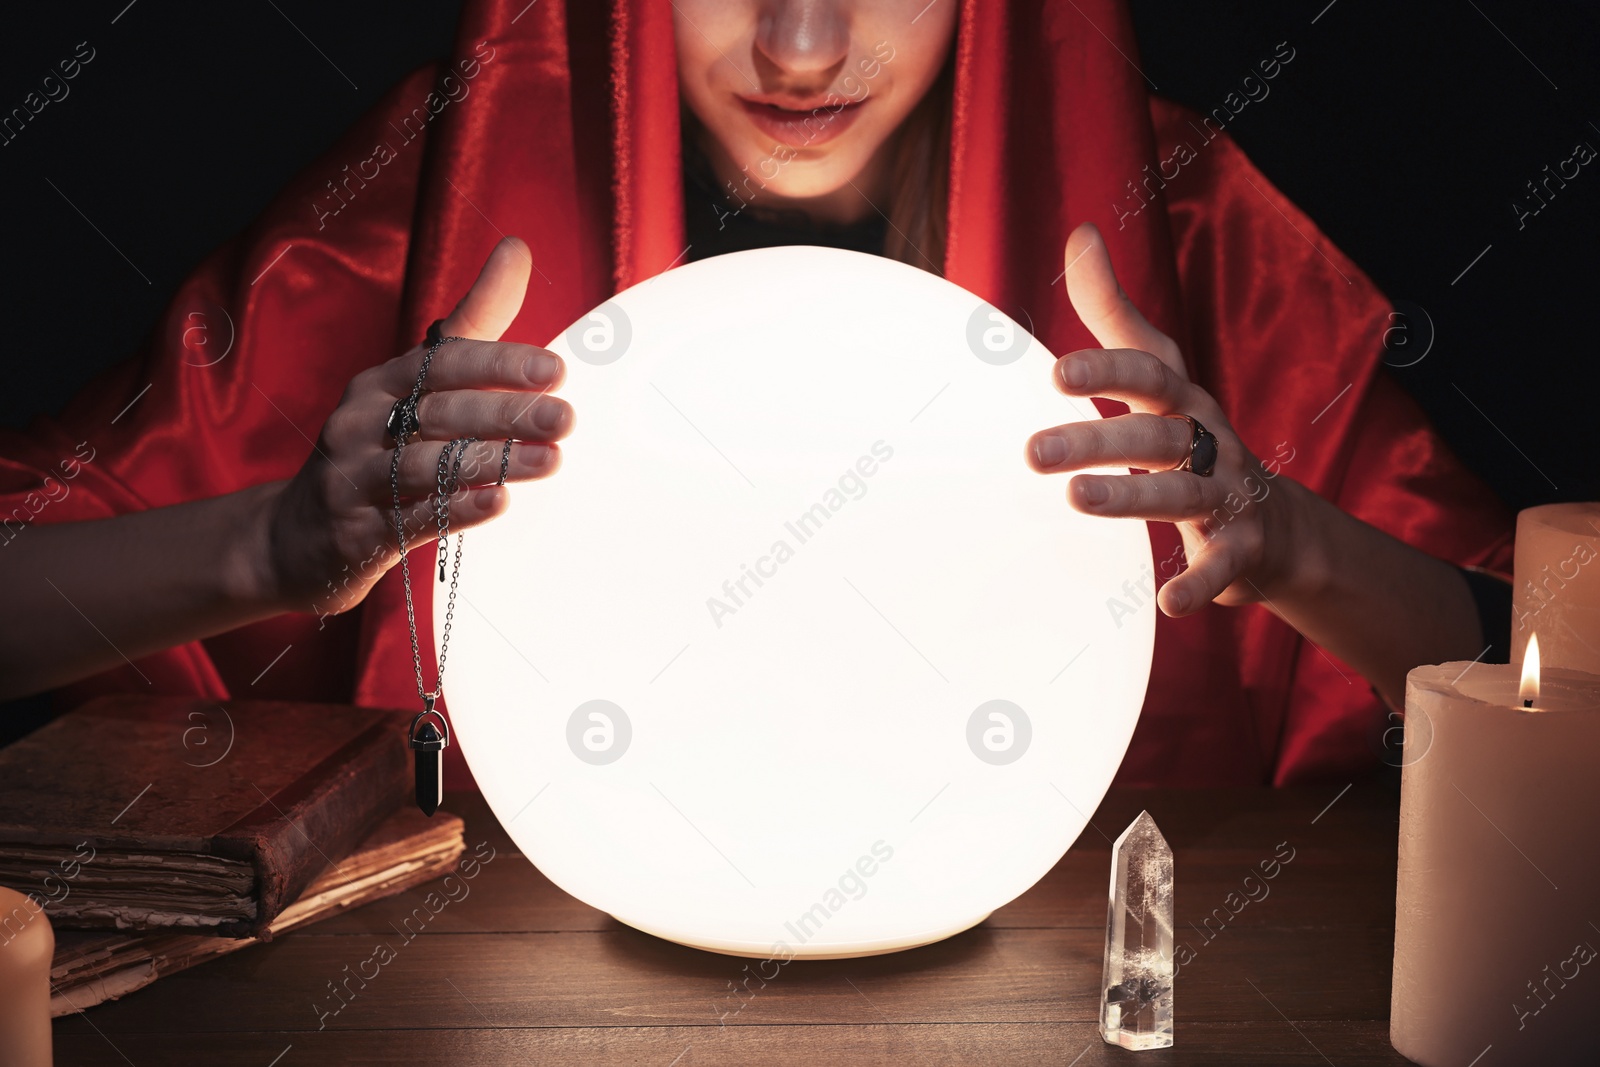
[1391,641,1600,1066]
[1513,502,1600,674]
[0,886,54,1067]
[1522,632,1540,707]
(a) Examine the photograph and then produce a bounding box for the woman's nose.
[756,0,850,79]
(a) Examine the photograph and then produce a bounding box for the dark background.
[2,0,1595,515]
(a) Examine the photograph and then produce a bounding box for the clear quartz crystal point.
[1099,809,1174,1050]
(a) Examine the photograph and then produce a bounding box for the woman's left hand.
[1025,222,1300,617]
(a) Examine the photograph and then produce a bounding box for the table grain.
[53,780,1413,1066]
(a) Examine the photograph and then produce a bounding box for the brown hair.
[881,51,954,276]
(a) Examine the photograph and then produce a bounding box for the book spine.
[217,714,410,938]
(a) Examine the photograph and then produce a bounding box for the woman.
[0,0,1512,787]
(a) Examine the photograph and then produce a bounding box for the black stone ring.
[386,395,421,447]
[1168,414,1218,477]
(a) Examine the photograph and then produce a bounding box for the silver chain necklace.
[390,332,513,815]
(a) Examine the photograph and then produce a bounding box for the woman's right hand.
[258,236,571,619]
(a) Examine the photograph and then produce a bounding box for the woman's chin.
[732,152,874,205]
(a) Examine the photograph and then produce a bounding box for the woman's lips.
[738,96,865,149]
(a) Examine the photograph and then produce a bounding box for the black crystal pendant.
[413,721,444,815]
[409,703,450,817]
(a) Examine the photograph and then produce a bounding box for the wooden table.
[54,781,1414,1065]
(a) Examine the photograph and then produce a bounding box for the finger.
[365,440,561,504]
[330,347,564,452]
[378,339,562,398]
[376,484,515,560]
[411,389,573,442]
[1027,413,1190,473]
[440,236,533,341]
[1052,347,1195,415]
[1063,222,1185,375]
[382,338,563,396]
[1068,469,1222,522]
[1159,538,1249,616]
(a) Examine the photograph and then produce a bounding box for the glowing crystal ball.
[439,246,1154,958]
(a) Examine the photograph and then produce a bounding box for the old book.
[49,806,466,1015]
[0,694,410,937]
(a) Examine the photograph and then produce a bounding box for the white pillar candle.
[1391,653,1600,1066]
[0,886,54,1067]
[1513,502,1600,674]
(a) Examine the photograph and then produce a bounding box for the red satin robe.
[0,0,1513,788]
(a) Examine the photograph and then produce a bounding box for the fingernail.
[1033,435,1065,468]
[534,399,566,433]
[1168,587,1190,613]
[474,487,501,508]
[1062,359,1089,389]
[1077,478,1109,506]
[524,353,559,384]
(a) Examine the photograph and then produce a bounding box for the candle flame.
[1520,633,1541,707]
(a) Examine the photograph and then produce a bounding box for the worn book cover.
[48,806,466,1015]
[0,694,410,937]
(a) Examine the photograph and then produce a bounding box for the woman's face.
[673,1,959,214]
